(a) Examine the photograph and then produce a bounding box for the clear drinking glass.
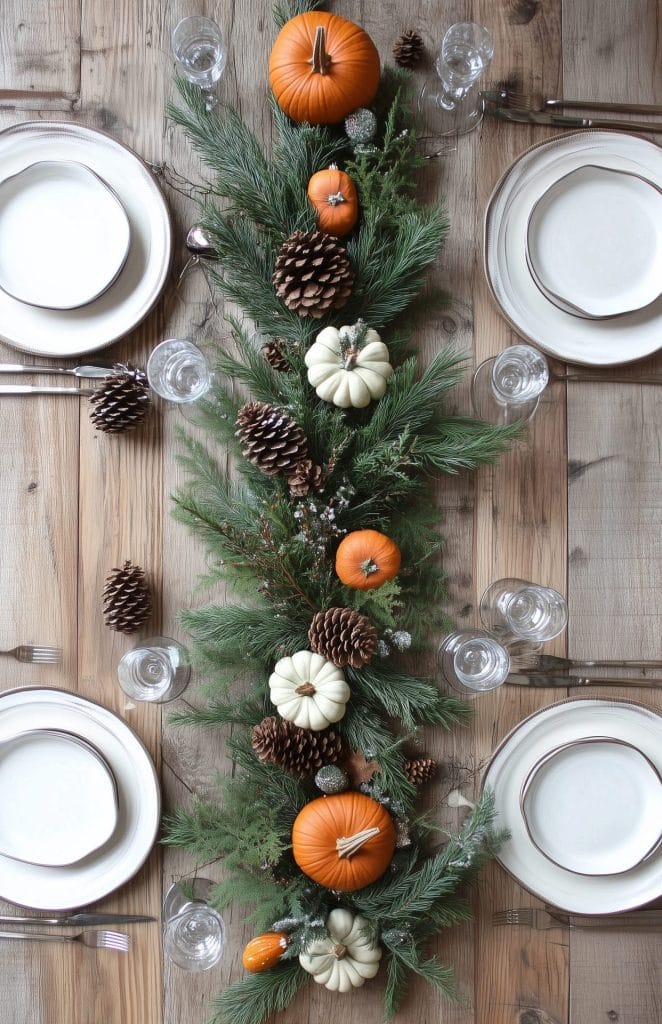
[171,16,227,110]
[147,339,214,405]
[438,628,511,696]
[418,22,494,136]
[163,877,226,972]
[117,636,191,703]
[479,578,568,642]
[471,345,550,425]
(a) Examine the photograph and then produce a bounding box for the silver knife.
[0,912,156,926]
[507,673,662,688]
[490,106,662,134]
[0,385,94,396]
[0,361,117,378]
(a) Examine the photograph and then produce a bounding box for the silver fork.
[0,929,130,951]
[493,908,662,930]
[0,645,62,664]
[482,88,662,116]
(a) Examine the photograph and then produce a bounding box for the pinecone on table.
[251,716,343,778]
[261,338,291,372]
[308,607,378,669]
[236,401,309,477]
[287,458,324,498]
[393,30,424,69]
[89,364,151,434]
[404,756,438,785]
[102,560,152,634]
[273,229,354,319]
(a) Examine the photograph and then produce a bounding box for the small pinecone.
[89,364,150,434]
[273,229,354,319]
[315,764,349,794]
[404,757,438,785]
[102,560,152,634]
[236,401,309,477]
[287,458,324,498]
[262,338,290,372]
[251,716,343,778]
[393,30,424,69]
[308,607,378,669]
[344,107,378,145]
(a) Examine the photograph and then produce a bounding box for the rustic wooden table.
[1,1,661,1022]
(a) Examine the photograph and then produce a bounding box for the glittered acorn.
[314,764,349,794]
[344,107,378,145]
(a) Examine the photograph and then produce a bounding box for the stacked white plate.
[483,697,662,913]
[484,131,662,365]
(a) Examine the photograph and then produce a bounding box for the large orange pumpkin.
[292,792,396,891]
[335,529,401,591]
[269,12,381,125]
[242,931,289,972]
[307,165,358,237]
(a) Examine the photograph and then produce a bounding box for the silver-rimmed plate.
[0,122,172,357]
[519,735,662,876]
[0,160,131,310]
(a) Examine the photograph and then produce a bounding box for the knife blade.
[0,912,156,926]
[0,385,94,396]
[490,106,662,134]
[524,654,662,673]
[507,673,662,688]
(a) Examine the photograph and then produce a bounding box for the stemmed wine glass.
[171,16,227,112]
[418,22,494,136]
[471,344,550,425]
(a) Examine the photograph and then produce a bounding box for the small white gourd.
[299,908,382,991]
[305,320,393,408]
[268,650,350,730]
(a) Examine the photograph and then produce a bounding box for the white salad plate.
[0,728,119,867]
[520,736,662,876]
[484,131,662,365]
[483,697,662,913]
[0,687,159,910]
[526,165,662,319]
[0,122,172,358]
[0,160,131,310]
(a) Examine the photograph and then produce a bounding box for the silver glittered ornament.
[314,764,349,794]
[344,107,378,145]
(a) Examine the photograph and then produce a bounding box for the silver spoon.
[0,359,119,379]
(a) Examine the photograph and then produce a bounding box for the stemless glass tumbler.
[147,338,214,405]
[171,16,227,110]
[163,877,226,971]
[471,344,550,425]
[438,628,511,697]
[117,636,191,703]
[419,22,494,136]
[480,579,568,642]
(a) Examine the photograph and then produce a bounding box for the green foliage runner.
[164,4,516,1022]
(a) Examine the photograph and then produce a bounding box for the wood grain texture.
[0,0,79,103]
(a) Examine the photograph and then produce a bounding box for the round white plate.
[0,123,172,357]
[520,736,662,876]
[526,165,662,318]
[483,697,662,913]
[0,687,159,910]
[484,131,662,365]
[0,160,131,310]
[0,728,118,867]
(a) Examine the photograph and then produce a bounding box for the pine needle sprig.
[210,962,309,1024]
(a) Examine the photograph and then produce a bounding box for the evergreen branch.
[273,0,325,30]
[347,663,471,731]
[210,962,309,1024]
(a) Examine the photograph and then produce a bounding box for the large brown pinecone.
[288,458,324,498]
[251,716,343,778]
[236,401,309,477]
[393,30,424,69]
[308,607,378,669]
[404,756,438,785]
[261,338,291,372]
[102,560,152,634]
[89,364,151,434]
[273,229,354,319]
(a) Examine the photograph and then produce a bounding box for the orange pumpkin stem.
[295,681,316,696]
[309,26,332,75]
[360,557,379,576]
[336,825,381,858]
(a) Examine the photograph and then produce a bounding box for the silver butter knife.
[507,673,662,688]
[0,361,117,378]
[0,385,95,396]
[0,912,155,926]
[491,106,662,133]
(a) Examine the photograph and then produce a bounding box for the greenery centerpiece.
[164,3,516,1022]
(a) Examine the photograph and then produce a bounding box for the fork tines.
[91,930,131,952]
[15,645,62,664]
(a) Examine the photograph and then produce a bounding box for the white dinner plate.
[0,728,118,867]
[0,122,172,357]
[526,165,662,318]
[520,736,662,876]
[0,687,159,910]
[483,697,662,913]
[0,160,131,310]
[484,131,662,365]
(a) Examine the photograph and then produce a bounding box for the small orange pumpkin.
[307,165,358,237]
[335,529,401,591]
[292,792,396,892]
[242,931,289,972]
[269,11,381,125]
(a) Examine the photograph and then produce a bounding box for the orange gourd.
[269,11,381,125]
[307,165,358,237]
[335,529,401,591]
[242,931,289,972]
[292,792,396,891]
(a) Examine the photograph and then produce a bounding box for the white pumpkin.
[268,650,350,730]
[299,908,382,991]
[305,322,393,409]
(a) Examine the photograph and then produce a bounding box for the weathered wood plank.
[0,0,79,102]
